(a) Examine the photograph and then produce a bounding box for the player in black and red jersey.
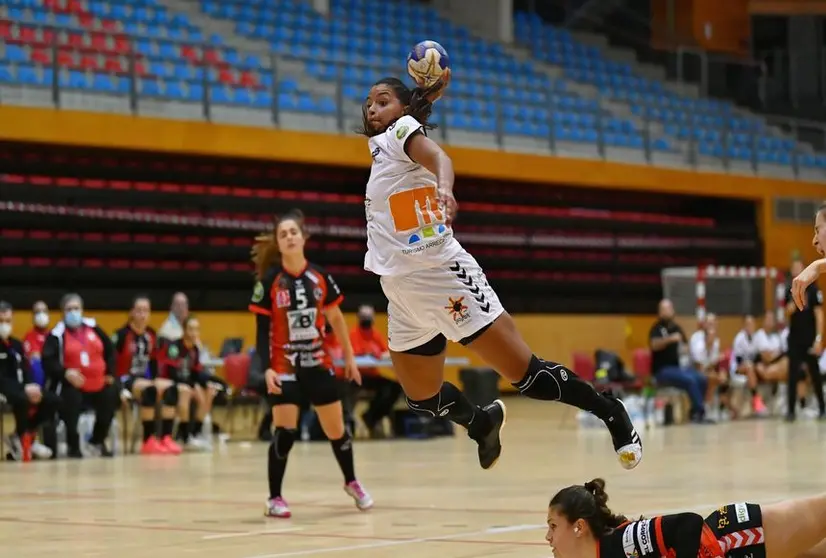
[114,296,181,455]
[249,209,372,519]
[159,315,224,451]
[545,478,826,558]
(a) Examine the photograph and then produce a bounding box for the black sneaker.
[468,399,506,470]
[602,392,642,470]
[90,443,114,458]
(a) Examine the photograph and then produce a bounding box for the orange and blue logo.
[388,185,447,245]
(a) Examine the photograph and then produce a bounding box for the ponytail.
[549,478,629,536]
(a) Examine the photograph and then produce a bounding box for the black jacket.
[0,337,33,393]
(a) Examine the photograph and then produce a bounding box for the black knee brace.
[161,386,178,407]
[270,427,296,460]
[139,386,158,407]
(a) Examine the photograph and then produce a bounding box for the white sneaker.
[186,435,212,452]
[265,497,291,518]
[31,441,53,460]
[5,435,22,461]
[344,480,374,511]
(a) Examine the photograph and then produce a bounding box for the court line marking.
[244,525,526,558]
[203,527,304,540]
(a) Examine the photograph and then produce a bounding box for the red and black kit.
[597,503,765,558]
[113,325,158,391]
[249,262,344,407]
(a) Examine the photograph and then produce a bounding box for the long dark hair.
[251,209,308,280]
[356,77,440,137]
[549,478,629,536]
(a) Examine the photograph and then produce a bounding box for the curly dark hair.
[356,77,442,137]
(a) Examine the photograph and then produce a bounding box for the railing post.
[270,52,279,127]
[51,25,59,108]
[128,34,137,115]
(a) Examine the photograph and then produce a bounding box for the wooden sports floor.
[3,398,826,558]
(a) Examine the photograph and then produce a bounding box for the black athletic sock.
[142,421,155,442]
[161,419,174,438]
[800,397,807,409]
[751,388,758,397]
[513,355,615,419]
[179,422,190,443]
[269,428,295,499]
[330,432,356,484]
[406,382,490,434]
[193,420,203,437]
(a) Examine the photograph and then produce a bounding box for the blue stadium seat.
[0,63,13,83]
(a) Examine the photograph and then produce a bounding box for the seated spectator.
[0,301,59,460]
[730,315,769,416]
[689,313,735,419]
[349,305,402,438]
[114,296,181,455]
[649,299,712,424]
[42,294,120,458]
[158,292,189,343]
[754,311,788,383]
[22,300,50,386]
[160,316,225,451]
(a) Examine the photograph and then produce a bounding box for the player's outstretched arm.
[792,258,826,310]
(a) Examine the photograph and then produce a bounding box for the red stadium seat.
[18,26,38,44]
[104,56,124,72]
[90,33,109,52]
[0,21,11,40]
[67,32,86,49]
[79,55,99,70]
[218,68,234,84]
[31,49,51,64]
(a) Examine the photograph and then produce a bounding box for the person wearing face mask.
[41,293,120,458]
[22,301,51,386]
[0,301,60,460]
[349,305,401,437]
[544,478,826,558]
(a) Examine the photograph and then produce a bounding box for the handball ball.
[407,40,450,88]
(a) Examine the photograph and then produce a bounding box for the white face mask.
[34,312,49,328]
[0,323,11,340]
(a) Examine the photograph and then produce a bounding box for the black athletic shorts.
[704,503,765,558]
[266,366,340,408]
[121,375,150,393]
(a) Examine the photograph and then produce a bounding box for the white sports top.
[363,115,463,276]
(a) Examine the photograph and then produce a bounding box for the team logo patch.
[445,296,470,325]
[395,124,409,139]
[314,287,324,301]
[251,281,265,303]
[276,290,291,308]
[168,345,179,358]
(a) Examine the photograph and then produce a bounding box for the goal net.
[661,266,787,322]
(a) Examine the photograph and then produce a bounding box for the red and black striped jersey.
[158,339,203,382]
[248,262,343,373]
[112,325,158,378]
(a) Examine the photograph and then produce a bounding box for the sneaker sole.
[616,398,642,470]
[484,399,507,470]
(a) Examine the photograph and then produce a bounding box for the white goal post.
[661,266,788,322]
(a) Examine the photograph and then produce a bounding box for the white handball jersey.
[363,115,462,276]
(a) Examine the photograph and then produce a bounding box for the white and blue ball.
[407,40,450,87]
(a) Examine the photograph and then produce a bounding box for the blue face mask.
[64,310,83,328]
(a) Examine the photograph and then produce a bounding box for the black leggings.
[59,382,119,450]
[1,387,61,437]
[787,343,824,416]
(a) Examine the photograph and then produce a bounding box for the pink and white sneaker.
[141,436,169,455]
[160,435,182,455]
[265,497,291,518]
[344,480,374,511]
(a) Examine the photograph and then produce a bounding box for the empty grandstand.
[1,0,824,179]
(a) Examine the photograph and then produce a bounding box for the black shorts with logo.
[266,366,340,407]
[704,503,765,558]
